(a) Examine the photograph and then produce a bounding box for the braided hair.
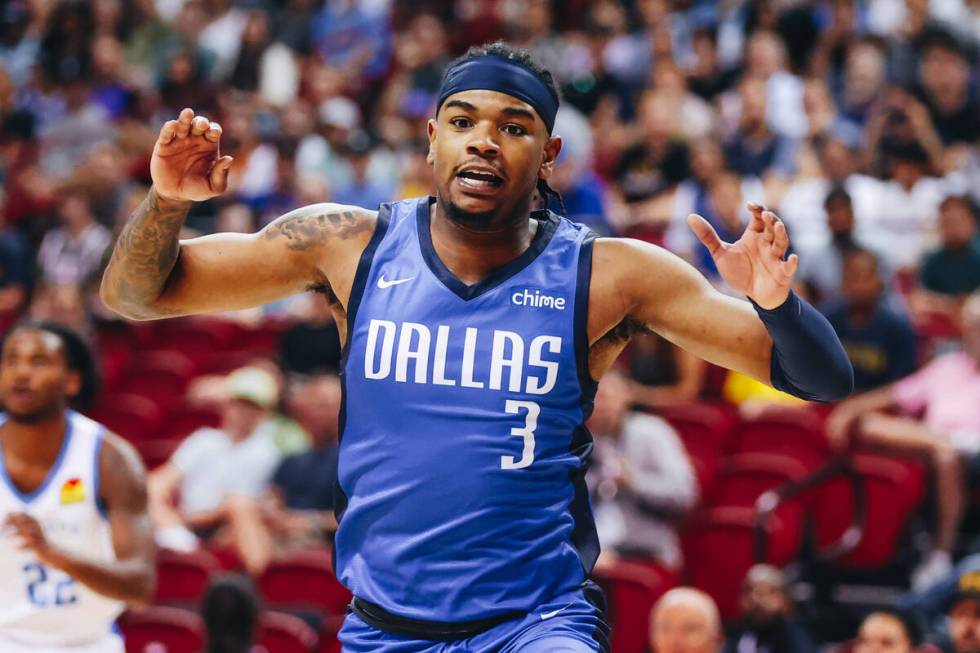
[536,178,566,215]
[446,41,566,215]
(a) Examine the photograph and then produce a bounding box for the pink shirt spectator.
[893,352,980,449]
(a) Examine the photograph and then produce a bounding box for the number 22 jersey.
[0,411,123,647]
[337,197,600,622]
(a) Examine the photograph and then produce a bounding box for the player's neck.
[0,411,69,467]
[430,199,538,285]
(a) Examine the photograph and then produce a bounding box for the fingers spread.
[687,214,726,257]
[191,115,210,136]
[158,120,178,145]
[205,121,223,142]
[176,108,195,137]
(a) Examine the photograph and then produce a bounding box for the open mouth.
[456,169,504,191]
[7,387,34,402]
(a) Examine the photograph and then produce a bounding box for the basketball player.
[101,43,852,652]
[0,322,156,652]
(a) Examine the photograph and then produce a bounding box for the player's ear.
[426,119,437,165]
[538,135,562,181]
[65,370,82,401]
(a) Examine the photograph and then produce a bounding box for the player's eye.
[502,124,527,136]
[449,117,472,129]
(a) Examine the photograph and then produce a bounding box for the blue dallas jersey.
[336,197,600,623]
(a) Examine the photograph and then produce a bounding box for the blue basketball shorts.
[338,583,610,653]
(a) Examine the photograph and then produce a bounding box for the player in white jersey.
[0,321,156,652]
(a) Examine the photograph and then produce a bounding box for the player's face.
[427,89,561,228]
[854,613,913,653]
[0,329,79,422]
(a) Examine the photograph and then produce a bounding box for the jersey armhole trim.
[333,202,392,541]
[93,428,109,520]
[574,231,599,401]
[345,203,393,334]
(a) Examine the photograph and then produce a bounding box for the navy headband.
[437,55,559,134]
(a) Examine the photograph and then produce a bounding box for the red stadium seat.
[658,403,735,502]
[712,453,810,508]
[89,394,164,440]
[205,544,246,571]
[201,350,269,375]
[257,611,319,653]
[120,606,204,653]
[153,548,221,607]
[233,322,286,355]
[657,402,736,450]
[258,549,351,621]
[681,506,799,620]
[153,318,242,348]
[133,439,180,470]
[592,559,677,653]
[118,352,197,406]
[733,407,831,472]
[96,322,137,353]
[812,453,926,569]
[707,453,808,571]
[96,324,137,390]
[318,629,342,653]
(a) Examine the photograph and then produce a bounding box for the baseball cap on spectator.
[319,97,361,130]
[954,570,980,606]
[225,366,279,409]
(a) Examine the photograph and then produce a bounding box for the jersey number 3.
[24,562,78,607]
[501,400,540,470]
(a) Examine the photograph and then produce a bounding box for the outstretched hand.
[687,202,799,309]
[150,107,234,203]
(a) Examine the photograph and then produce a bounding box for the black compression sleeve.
[751,291,854,402]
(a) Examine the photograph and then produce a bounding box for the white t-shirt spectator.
[857,176,946,270]
[777,174,880,261]
[197,8,248,81]
[37,223,111,286]
[591,413,698,570]
[171,421,283,516]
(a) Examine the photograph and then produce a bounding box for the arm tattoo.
[262,207,371,251]
[103,187,190,318]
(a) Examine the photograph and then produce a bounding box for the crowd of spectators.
[1,0,979,650]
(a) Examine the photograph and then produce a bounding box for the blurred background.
[0,0,979,652]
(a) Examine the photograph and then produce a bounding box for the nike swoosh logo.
[540,605,571,620]
[377,274,415,289]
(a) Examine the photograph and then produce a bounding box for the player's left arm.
[599,203,853,402]
[5,434,156,604]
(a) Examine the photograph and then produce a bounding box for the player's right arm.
[5,435,156,604]
[100,108,374,320]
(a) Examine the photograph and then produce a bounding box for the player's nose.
[466,123,499,158]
